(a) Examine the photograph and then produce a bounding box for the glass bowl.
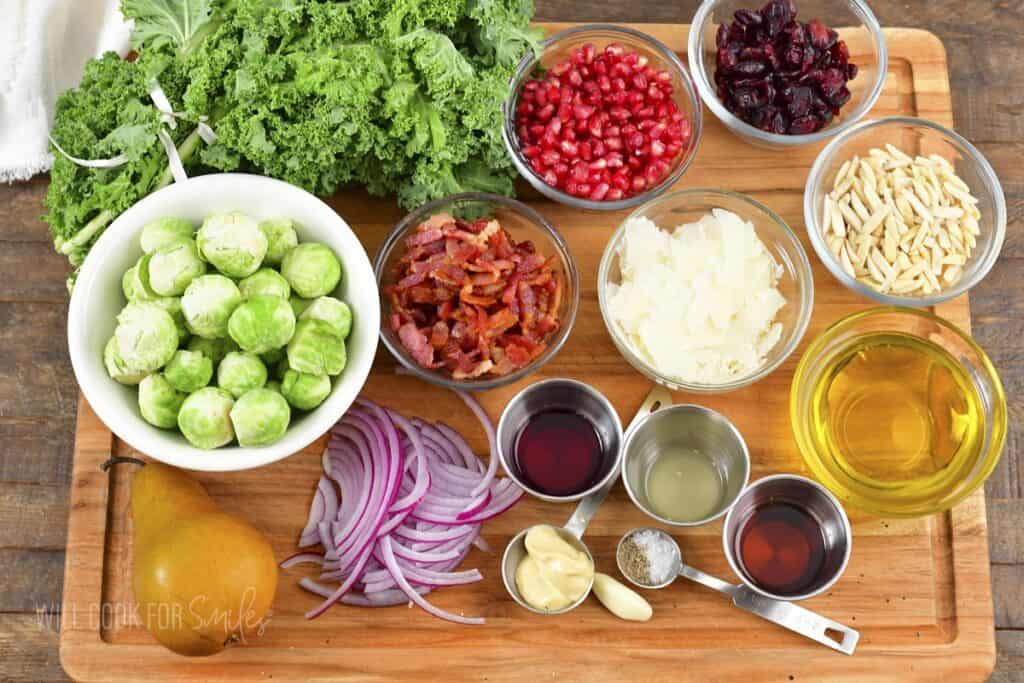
[374,193,579,392]
[688,0,887,149]
[790,307,1007,517]
[597,188,814,393]
[805,116,1007,306]
[502,24,703,211]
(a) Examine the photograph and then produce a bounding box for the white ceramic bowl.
[68,174,380,472]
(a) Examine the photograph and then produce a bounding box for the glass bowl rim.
[373,191,581,391]
[803,115,1008,306]
[789,304,1008,517]
[687,0,889,147]
[597,186,815,393]
[501,23,705,211]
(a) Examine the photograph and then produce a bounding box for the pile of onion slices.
[282,393,522,624]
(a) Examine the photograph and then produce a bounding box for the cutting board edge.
[57,24,995,683]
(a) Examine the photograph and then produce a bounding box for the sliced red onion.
[285,395,521,625]
[379,537,484,625]
[299,486,326,547]
[280,552,326,569]
[390,541,462,564]
[386,410,430,513]
[300,578,429,606]
[449,390,499,498]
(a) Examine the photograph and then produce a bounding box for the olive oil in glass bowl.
[790,307,1006,518]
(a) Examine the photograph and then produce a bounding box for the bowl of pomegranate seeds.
[375,193,579,390]
[503,25,703,210]
[689,0,887,148]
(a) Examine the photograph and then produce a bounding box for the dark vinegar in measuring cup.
[514,410,603,497]
[738,502,827,596]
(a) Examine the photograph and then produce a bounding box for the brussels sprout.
[123,254,158,302]
[281,369,332,410]
[217,352,268,398]
[187,336,238,365]
[136,294,187,346]
[258,218,299,266]
[281,243,341,298]
[196,212,267,278]
[260,347,285,366]
[289,296,313,318]
[181,275,241,339]
[227,295,296,354]
[114,302,179,373]
[138,374,186,429]
[163,350,213,393]
[148,240,206,296]
[122,266,143,301]
[140,217,194,254]
[265,380,282,393]
[177,387,235,449]
[287,319,346,376]
[238,268,290,300]
[230,388,291,447]
[300,297,352,339]
[103,337,147,385]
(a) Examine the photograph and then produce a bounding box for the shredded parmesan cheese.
[607,209,786,384]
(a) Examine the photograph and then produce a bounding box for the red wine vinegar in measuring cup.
[738,502,828,596]
[514,409,604,497]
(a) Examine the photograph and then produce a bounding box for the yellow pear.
[131,462,278,656]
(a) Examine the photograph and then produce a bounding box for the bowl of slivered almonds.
[804,116,1005,306]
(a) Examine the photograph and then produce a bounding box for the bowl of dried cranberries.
[503,25,703,210]
[689,0,887,148]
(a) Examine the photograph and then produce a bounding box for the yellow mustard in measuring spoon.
[515,525,595,611]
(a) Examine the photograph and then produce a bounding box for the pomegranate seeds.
[714,0,858,135]
[514,42,692,201]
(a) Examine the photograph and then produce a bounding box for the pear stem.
[100,456,147,472]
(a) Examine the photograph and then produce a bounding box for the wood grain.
[55,26,998,682]
[0,1,1020,681]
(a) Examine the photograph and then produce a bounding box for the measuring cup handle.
[564,477,614,539]
[677,563,740,597]
[564,386,672,540]
[625,385,673,434]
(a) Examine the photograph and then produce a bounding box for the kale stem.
[59,209,114,254]
[60,127,204,257]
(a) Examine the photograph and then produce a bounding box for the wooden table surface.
[0,2,1019,681]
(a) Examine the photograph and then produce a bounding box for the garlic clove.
[592,573,653,622]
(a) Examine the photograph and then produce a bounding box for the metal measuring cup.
[501,384,673,614]
[616,528,860,655]
[621,403,750,527]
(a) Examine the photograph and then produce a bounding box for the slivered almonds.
[823,145,981,296]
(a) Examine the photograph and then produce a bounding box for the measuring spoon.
[501,385,672,614]
[616,528,860,655]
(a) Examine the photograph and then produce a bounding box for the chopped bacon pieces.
[386,213,562,379]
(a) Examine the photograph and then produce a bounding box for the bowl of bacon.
[374,193,580,390]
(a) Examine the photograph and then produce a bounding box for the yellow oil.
[808,332,985,510]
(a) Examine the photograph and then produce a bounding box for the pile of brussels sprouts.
[104,212,353,449]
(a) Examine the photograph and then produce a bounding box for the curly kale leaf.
[121,0,216,55]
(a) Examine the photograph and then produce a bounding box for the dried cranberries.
[515,42,692,201]
[714,0,858,135]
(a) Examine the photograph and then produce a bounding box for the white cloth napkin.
[0,0,130,182]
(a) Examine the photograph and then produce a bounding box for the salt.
[619,529,678,586]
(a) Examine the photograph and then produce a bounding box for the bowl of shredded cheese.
[598,188,814,392]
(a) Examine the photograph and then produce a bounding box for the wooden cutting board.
[59,24,995,682]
